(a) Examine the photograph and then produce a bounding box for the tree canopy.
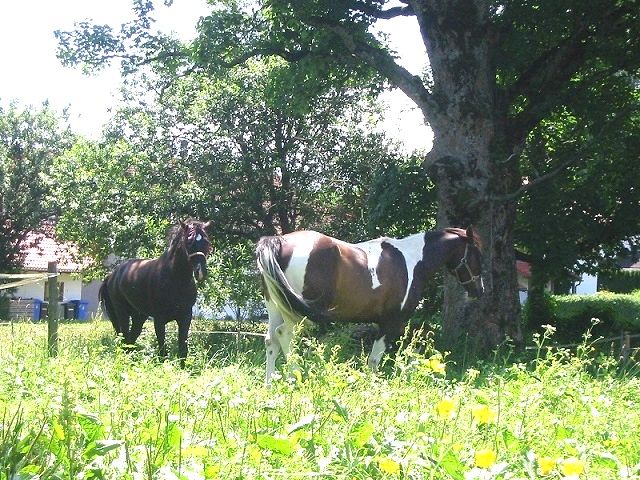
[55,0,640,348]
[0,102,75,274]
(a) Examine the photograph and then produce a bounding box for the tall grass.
[0,320,638,479]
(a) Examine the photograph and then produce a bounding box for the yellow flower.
[474,448,497,469]
[428,356,446,374]
[452,442,464,453]
[560,457,585,477]
[537,456,556,476]
[471,404,497,425]
[378,457,401,475]
[436,398,456,420]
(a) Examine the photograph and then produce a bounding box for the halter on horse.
[99,219,213,365]
[256,227,483,384]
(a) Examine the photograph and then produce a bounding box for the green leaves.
[0,102,75,273]
[256,433,297,456]
[349,421,374,449]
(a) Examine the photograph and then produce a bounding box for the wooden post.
[620,330,631,364]
[47,261,59,357]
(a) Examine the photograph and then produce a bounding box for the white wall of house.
[13,273,83,302]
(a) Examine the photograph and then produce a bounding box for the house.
[597,252,640,293]
[516,259,532,304]
[6,225,100,320]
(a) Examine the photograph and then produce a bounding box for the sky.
[0,0,432,151]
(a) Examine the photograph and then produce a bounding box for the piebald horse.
[100,220,213,365]
[256,227,483,384]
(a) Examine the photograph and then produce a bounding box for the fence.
[0,262,60,356]
[524,330,640,363]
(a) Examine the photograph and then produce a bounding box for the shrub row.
[549,290,640,341]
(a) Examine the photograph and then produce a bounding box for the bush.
[551,290,640,341]
[522,290,556,331]
[598,269,640,293]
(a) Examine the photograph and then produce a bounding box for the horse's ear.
[203,220,213,232]
[179,220,187,230]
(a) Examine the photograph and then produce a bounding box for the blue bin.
[32,299,43,321]
[71,300,89,321]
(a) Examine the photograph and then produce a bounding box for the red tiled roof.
[516,260,532,278]
[19,228,87,273]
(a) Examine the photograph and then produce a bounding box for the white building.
[5,225,99,320]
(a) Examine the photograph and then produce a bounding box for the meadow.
[0,319,639,479]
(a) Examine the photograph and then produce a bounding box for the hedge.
[551,290,640,341]
[598,269,640,293]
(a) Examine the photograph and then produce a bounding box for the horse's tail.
[256,236,323,323]
[98,278,120,334]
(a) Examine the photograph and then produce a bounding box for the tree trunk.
[416,1,523,353]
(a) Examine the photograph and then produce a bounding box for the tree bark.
[414,0,523,352]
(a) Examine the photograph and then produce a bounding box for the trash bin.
[71,300,89,321]
[40,301,49,320]
[63,302,77,320]
[32,299,43,321]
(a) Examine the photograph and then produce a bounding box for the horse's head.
[446,226,484,299]
[181,220,213,282]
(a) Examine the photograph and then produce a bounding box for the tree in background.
[54,0,637,348]
[516,74,640,328]
[56,1,640,347]
[0,102,75,273]
[51,57,418,315]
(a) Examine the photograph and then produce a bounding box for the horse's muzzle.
[194,263,207,282]
[467,278,484,300]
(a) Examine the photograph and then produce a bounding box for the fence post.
[47,262,59,357]
[620,330,631,364]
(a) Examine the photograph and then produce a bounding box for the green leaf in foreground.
[256,434,296,456]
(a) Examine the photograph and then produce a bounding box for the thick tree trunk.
[416,1,523,353]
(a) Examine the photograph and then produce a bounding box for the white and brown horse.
[256,227,483,384]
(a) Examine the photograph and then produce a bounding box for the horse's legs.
[275,317,299,378]
[265,301,284,385]
[177,312,192,367]
[128,314,146,344]
[110,300,133,345]
[154,319,168,359]
[368,318,406,370]
[367,334,387,370]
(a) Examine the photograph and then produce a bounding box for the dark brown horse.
[256,227,483,384]
[99,220,212,364]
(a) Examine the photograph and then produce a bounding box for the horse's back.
[258,230,402,323]
[104,256,195,318]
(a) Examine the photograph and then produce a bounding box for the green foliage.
[50,56,413,290]
[49,138,175,278]
[515,66,640,284]
[199,241,263,319]
[551,291,640,341]
[367,154,437,238]
[1,321,639,478]
[599,269,640,294]
[522,290,556,332]
[0,101,75,273]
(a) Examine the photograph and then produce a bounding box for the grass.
[0,320,639,479]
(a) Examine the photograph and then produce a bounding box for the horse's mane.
[167,223,187,250]
[166,219,212,252]
[444,227,483,251]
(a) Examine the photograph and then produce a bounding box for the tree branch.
[216,45,311,68]
[352,2,415,19]
[495,104,640,202]
[304,16,436,123]
[506,3,635,144]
